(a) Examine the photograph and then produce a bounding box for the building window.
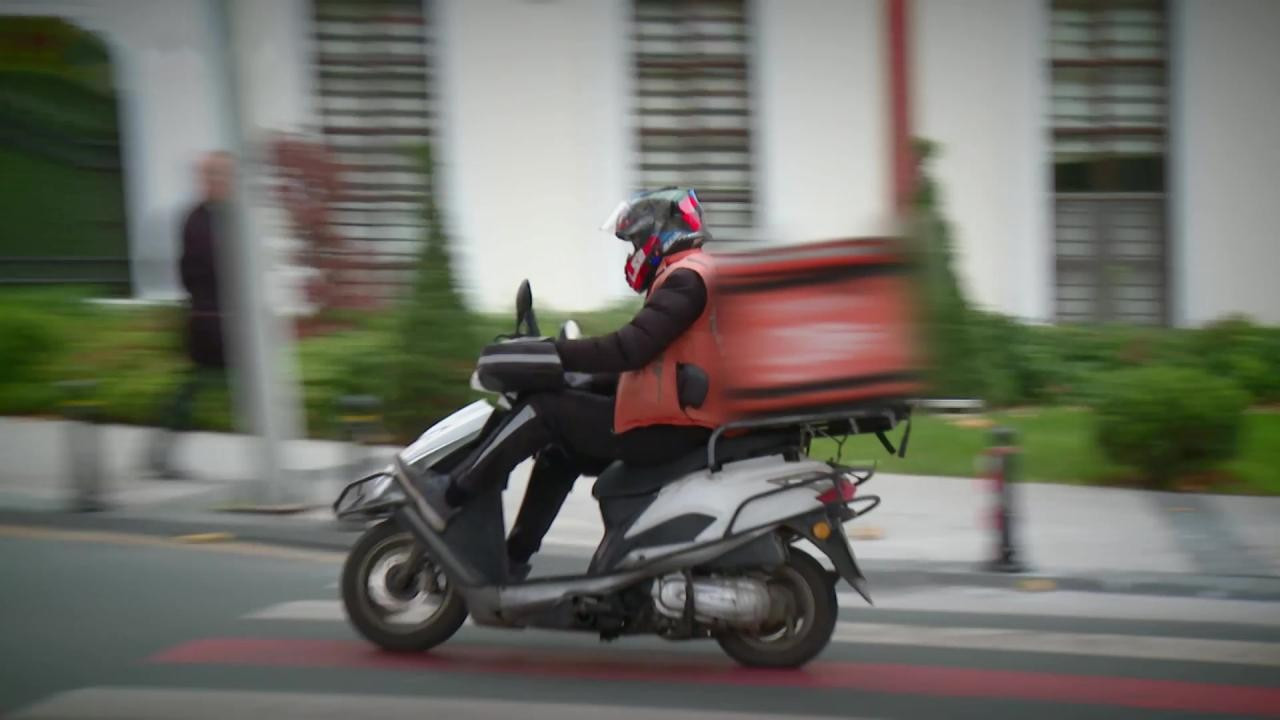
[1051,0,1169,325]
[631,0,754,242]
[311,0,433,297]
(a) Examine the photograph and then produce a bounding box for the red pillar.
[887,0,915,213]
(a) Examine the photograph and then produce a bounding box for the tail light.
[817,475,856,504]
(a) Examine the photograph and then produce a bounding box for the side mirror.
[515,280,540,336]
[558,320,582,341]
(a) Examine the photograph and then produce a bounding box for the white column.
[434,0,630,313]
[1171,0,1280,326]
[914,0,1052,321]
[753,0,890,245]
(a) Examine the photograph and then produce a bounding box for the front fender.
[786,510,872,605]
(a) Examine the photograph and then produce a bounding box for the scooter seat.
[592,431,801,500]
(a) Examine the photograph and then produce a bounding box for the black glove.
[476,338,564,394]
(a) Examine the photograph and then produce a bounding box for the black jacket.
[180,202,226,368]
[554,268,707,375]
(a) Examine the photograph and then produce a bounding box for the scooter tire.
[715,551,838,669]
[342,519,468,653]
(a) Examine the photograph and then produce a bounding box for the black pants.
[505,446,587,565]
[451,391,710,564]
[148,365,226,472]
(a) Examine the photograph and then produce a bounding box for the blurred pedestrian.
[144,151,234,479]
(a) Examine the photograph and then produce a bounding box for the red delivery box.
[710,237,924,419]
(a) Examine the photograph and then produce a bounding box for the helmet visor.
[599,200,632,238]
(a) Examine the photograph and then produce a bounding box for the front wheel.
[341,520,468,652]
[715,551,837,668]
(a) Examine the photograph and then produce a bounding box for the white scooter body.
[627,457,838,545]
[338,394,877,622]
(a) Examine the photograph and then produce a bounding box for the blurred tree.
[269,134,378,336]
[384,144,481,438]
[909,139,988,401]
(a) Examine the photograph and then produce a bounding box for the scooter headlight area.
[333,472,404,520]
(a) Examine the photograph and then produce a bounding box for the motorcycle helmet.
[601,187,710,293]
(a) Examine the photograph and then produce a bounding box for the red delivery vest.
[614,249,727,433]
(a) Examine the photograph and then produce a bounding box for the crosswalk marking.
[243,600,1280,667]
[833,622,1280,666]
[246,600,345,621]
[836,588,1280,627]
[9,687,852,720]
[255,591,1280,630]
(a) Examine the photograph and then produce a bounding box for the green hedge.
[963,314,1280,409]
[1093,366,1249,487]
[1,291,1276,437]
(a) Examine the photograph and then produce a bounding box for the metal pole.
[58,380,106,513]
[886,0,916,213]
[985,427,1026,573]
[205,0,300,505]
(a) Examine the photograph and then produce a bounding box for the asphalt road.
[2,525,1279,720]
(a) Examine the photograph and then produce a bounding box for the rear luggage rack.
[724,465,883,537]
[708,402,914,472]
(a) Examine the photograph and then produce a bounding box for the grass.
[812,407,1280,495]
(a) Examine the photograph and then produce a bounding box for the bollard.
[58,380,107,513]
[338,394,384,477]
[984,426,1025,573]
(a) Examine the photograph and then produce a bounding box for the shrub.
[384,144,483,440]
[1093,366,1248,487]
[0,288,103,414]
[297,323,396,439]
[0,308,63,390]
[1189,315,1280,404]
[967,312,1067,407]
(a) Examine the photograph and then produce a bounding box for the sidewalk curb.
[3,508,1279,602]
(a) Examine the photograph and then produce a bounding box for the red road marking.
[150,636,1280,716]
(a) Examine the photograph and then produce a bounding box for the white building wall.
[753,0,891,246]
[434,0,631,314]
[914,0,1051,321]
[1172,0,1280,326]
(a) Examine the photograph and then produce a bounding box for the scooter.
[334,280,909,668]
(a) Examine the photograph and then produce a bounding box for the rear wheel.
[715,551,837,668]
[341,520,468,652]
